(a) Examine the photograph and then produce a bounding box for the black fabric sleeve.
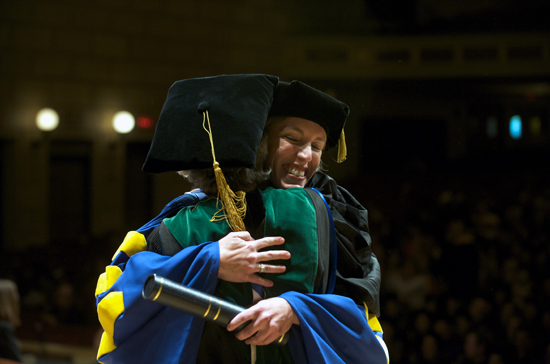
[308,172,382,316]
[146,222,184,256]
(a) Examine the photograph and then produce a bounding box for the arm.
[308,172,382,316]
[227,291,388,363]
[282,292,388,364]
[95,232,220,363]
[226,187,377,349]
[95,230,291,362]
[226,181,385,355]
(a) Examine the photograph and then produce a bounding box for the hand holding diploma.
[142,274,290,345]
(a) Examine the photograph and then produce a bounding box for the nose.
[297,145,312,162]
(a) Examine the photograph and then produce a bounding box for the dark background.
[1,1,549,363]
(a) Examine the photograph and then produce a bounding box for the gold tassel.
[202,110,246,232]
[337,129,347,163]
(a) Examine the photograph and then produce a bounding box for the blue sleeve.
[95,236,219,364]
[281,291,389,364]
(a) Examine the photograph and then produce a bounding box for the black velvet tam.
[142,74,279,173]
[268,80,349,150]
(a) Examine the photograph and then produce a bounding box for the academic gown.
[95,186,388,364]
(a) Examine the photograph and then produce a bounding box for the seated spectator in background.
[419,334,440,364]
[457,329,490,364]
[385,260,432,311]
[44,280,87,326]
[0,279,23,363]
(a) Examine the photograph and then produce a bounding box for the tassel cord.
[202,110,246,231]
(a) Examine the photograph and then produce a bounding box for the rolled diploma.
[142,274,289,345]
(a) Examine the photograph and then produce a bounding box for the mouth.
[283,165,305,178]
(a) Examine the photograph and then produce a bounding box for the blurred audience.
[360,170,549,364]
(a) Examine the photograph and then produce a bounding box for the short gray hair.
[178,133,271,195]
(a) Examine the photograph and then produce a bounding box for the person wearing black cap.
[264,80,381,319]
[95,75,387,364]
[228,80,384,357]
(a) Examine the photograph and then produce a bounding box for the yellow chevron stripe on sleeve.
[95,265,123,297]
[363,302,383,333]
[368,314,383,333]
[97,330,117,361]
[364,302,389,363]
[111,231,147,261]
[97,291,124,359]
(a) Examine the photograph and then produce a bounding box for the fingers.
[227,309,253,332]
[229,315,283,346]
[247,274,274,287]
[257,262,287,275]
[256,250,291,263]
[227,299,293,346]
[218,232,290,285]
[254,236,285,250]
[249,332,280,346]
[229,312,267,344]
[228,230,253,241]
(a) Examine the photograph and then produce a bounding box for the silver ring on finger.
[259,263,265,273]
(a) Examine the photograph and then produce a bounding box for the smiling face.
[265,117,327,189]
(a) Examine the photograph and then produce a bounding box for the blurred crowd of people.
[1,167,549,363]
[360,169,550,364]
[0,235,110,359]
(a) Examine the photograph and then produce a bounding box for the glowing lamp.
[509,115,522,139]
[113,111,135,134]
[36,108,59,131]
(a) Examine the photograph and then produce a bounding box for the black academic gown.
[307,171,381,317]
